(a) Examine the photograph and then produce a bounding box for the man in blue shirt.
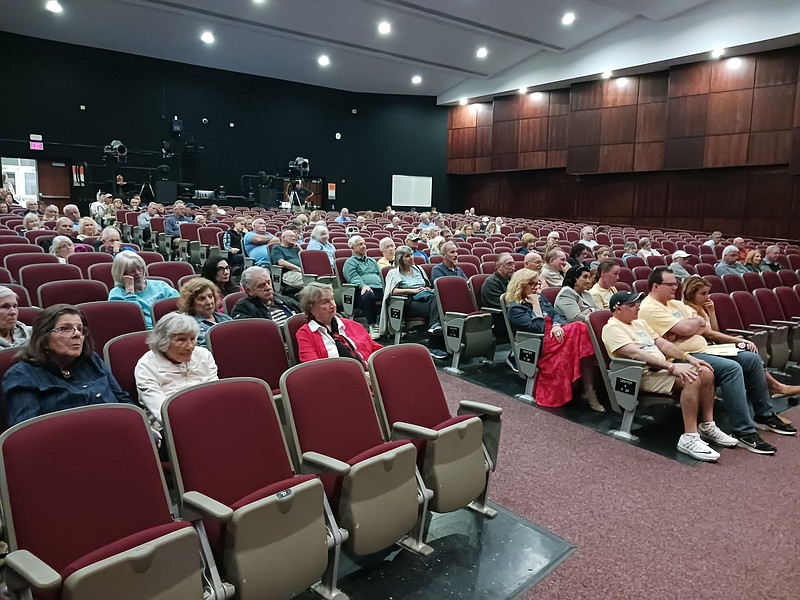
[431,241,466,282]
[406,234,429,264]
[270,229,304,291]
[243,218,274,266]
[164,203,193,259]
[418,212,435,229]
[334,208,352,224]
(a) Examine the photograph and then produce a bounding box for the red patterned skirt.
[533,318,594,407]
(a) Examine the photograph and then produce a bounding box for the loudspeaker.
[155,180,177,204]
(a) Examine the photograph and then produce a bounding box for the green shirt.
[343,255,382,289]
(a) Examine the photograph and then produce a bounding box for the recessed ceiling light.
[253,0,265,3]
[378,21,391,35]
[531,92,543,100]
[476,47,488,59]
[459,97,468,106]
[200,31,215,44]
[518,87,527,95]
[45,0,62,13]
[318,55,330,67]
[616,77,628,87]
[711,47,725,58]
[562,12,575,25]
[727,57,742,70]
[602,70,612,79]
[411,75,422,85]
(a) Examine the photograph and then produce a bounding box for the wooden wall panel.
[475,157,492,173]
[599,144,634,172]
[664,137,704,170]
[448,158,474,173]
[567,146,599,174]
[604,77,639,107]
[633,142,664,172]
[706,90,753,135]
[570,81,604,111]
[449,106,476,129]
[519,152,547,169]
[668,63,711,97]
[634,178,669,218]
[492,153,519,171]
[704,134,749,167]
[602,180,635,218]
[475,126,492,157]
[704,173,747,218]
[520,93,550,118]
[755,50,799,87]
[668,176,706,218]
[748,130,792,165]
[709,56,756,92]
[666,95,708,138]
[492,120,519,154]
[549,90,570,116]
[448,128,476,158]
[548,115,568,149]
[751,84,795,131]
[519,118,549,152]
[493,97,521,122]
[476,103,494,126]
[639,72,669,104]
[568,109,601,146]
[636,102,667,142]
[546,150,568,168]
[601,106,637,144]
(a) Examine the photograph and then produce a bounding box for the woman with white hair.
[134,312,218,428]
[377,237,395,268]
[428,236,445,257]
[580,226,598,250]
[305,224,336,268]
[0,286,31,349]
[107,250,179,329]
[637,237,661,259]
[49,235,75,263]
[21,212,44,232]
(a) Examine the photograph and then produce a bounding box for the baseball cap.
[671,250,690,259]
[185,202,199,209]
[407,234,420,241]
[609,291,644,312]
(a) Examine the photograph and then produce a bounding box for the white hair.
[147,312,199,354]
[311,224,329,241]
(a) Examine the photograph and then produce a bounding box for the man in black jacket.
[480,252,515,349]
[230,266,300,326]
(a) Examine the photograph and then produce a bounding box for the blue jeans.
[692,351,773,436]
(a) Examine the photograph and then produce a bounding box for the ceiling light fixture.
[476,47,488,59]
[253,0,265,3]
[411,75,422,85]
[602,70,612,79]
[531,92,543,100]
[562,12,575,25]
[45,0,63,13]
[318,55,330,67]
[378,21,391,35]
[727,57,742,70]
[616,77,628,86]
[459,97,468,106]
[711,47,725,58]
[200,31,215,44]
[518,86,527,95]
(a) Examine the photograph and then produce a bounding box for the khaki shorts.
[641,369,676,394]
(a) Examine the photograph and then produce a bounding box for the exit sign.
[30,141,44,151]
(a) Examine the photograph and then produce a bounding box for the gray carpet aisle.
[437,371,800,600]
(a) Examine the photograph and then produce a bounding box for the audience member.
[343,236,383,339]
[555,265,598,323]
[430,241,466,282]
[93,226,135,256]
[49,235,75,263]
[76,217,100,240]
[517,233,537,255]
[601,291,733,462]
[43,204,60,221]
[637,237,661,258]
[306,224,336,268]
[669,250,692,280]
[404,233,429,263]
[715,245,748,276]
[334,208,352,224]
[418,212,435,229]
[743,250,763,273]
[760,245,782,272]
[0,286,31,349]
[590,246,611,271]
[164,203,193,259]
[134,312,218,428]
[231,266,300,324]
[427,236,445,257]
[541,248,568,288]
[41,217,80,252]
[221,216,247,271]
[243,218,274,267]
[3,304,131,427]
[177,277,232,347]
[621,241,638,261]
[137,203,158,247]
[63,204,81,232]
[271,229,304,292]
[481,253,515,349]
[377,237,396,268]
[200,255,240,298]
[588,260,620,309]
[108,251,179,329]
[703,231,723,248]
[505,269,602,412]
[523,252,543,271]
[24,198,43,217]
[567,243,592,268]
[580,226,598,250]
[21,212,44,232]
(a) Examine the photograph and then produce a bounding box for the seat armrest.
[609,357,647,369]
[480,306,502,314]
[514,331,543,343]
[726,328,757,337]
[301,451,350,476]
[444,311,469,319]
[391,421,439,441]
[750,324,780,331]
[5,550,61,591]
[182,490,233,522]
[458,399,503,417]
[772,320,797,328]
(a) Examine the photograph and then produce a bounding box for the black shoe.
[429,349,448,360]
[734,432,777,455]
[506,354,519,374]
[754,413,797,436]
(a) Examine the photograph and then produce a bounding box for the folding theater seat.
[6,253,58,284]
[67,252,114,278]
[369,344,502,517]
[78,301,147,351]
[0,404,220,600]
[753,288,800,364]
[499,295,543,404]
[163,378,342,600]
[775,286,800,320]
[38,279,108,309]
[381,266,427,345]
[721,274,747,293]
[146,261,195,289]
[703,275,727,295]
[434,276,495,373]
[587,311,678,441]
[778,269,800,288]
[731,290,790,370]
[103,331,150,402]
[280,358,433,558]
[761,270,782,289]
[709,293,769,365]
[742,272,765,292]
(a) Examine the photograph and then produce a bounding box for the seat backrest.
[137,251,165,265]
[5,283,31,307]
[88,262,115,290]
[151,297,179,324]
[776,286,800,319]
[198,227,221,246]
[753,288,785,322]
[5,252,58,283]
[704,275,727,295]
[281,358,384,466]
[223,290,247,315]
[617,267,633,285]
[178,222,202,241]
[458,255,480,268]
[731,290,766,328]
[742,272,765,292]
[761,270,781,289]
[588,311,614,368]
[778,269,800,288]
[624,256,645,269]
[300,249,335,276]
[103,331,150,402]
[695,263,715,277]
[469,274,490,308]
[0,267,11,284]
[0,405,173,575]
[540,286,559,305]
[480,262,496,274]
[146,262,195,288]
[207,319,289,391]
[709,293,744,330]
[284,313,308,365]
[67,252,114,278]
[435,275,476,314]
[38,279,108,309]
[632,266,652,281]
[459,262,479,278]
[721,274,746,293]
[0,347,19,433]
[79,301,147,350]
[19,263,82,303]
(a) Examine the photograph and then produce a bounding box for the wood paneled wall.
[448,47,800,239]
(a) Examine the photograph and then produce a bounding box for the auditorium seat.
[147,262,195,289]
[88,262,115,290]
[753,288,800,362]
[742,272,765,292]
[78,301,147,351]
[499,295,542,404]
[103,331,150,402]
[19,263,82,304]
[703,275,726,295]
[5,252,58,283]
[283,314,307,366]
[695,263,715,277]
[721,274,747,293]
[150,297,179,324]
[67,252,114,278]
[778,269,800,288]
[38,279,108,309]
[5,283,31,307]
[709,293,770,365]
[434,276,494,373]
[761,270,782,289]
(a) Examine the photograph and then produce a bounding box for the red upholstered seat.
[38,279,108,308]
[67,252,113,278]
[78,301,147,351]
[19,263,82,304]
[103,331,150,402]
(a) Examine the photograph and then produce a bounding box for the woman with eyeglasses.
[505,269,603,412]
[200,255,241,298]
[0,286,31,349]
[3,304,132,427]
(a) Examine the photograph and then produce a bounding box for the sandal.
[582,390,606,413]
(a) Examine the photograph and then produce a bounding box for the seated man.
[137,202,158,247]
[602,291,734,461]
[703,231,723,248]
[715,244,748,276]
[430,241,466,282]
[406,233,430,264]
[93,226,136,256]
[668,250,692,280]
[523,251,543,272]
[639,267,794,454]
[40,217,81,252]
[481,252,515,352]
[243,218,274,267]
[418,212,435,229]
[63,203,81,232]
[334,208,351,224]
[231,266,299,324]
[760,245,783,273]
[541,248,568,288]
[164,202,193,259]
[270,229,304,291]
[343,235,384,339]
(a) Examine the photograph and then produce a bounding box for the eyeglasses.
[51,325,88,336]
[216,266,231,272]
[658,281,679,288]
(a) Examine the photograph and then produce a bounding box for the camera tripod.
[139,172,155,201]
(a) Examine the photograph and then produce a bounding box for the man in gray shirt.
[669,250,692,280]
[715,245,748,276]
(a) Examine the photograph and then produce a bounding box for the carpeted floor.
[438,371,800,600]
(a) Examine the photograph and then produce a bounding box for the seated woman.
[3,304,131,427]
[516,233,538,255]
[743,250,762,273]
[296,282,382,366]
[177,277,231,347]
[427,235,445,257]
[44,204,60,222]
[567,243,592,267]
[305,224,336,269]
[637,237,661,258]
[21,212,45,233]
[0,286,31,349]
[621,241,638,261]
[134,312,218,428]
[682,275,800,400]
[108,250,179,329]
[76,216,100,240]
[506,269,603,412]
[49,235,75,264]
[555,265,599,323]
[588,260,620,310]
[200,255,240,299]
[590,245,612,271]
[377,237,396,268]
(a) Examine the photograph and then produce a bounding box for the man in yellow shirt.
[639,267,795,455]
[602,291,735,461]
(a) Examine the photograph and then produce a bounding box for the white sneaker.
[677,433,720,462]
[369,325,380,340]
[698,421,738,448]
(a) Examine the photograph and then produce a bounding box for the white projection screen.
[391,175,432,208]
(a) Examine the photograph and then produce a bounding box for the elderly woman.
[506,269,603,412]
[49,235,75,264]
[77,216,100,240]
[177,277,232,347]
[517,233,538,255]
[428,235,445,257]
[230,265,300,324]
[306,224,336,268]
[108,250,179,329]
[567,243,592,267]
[555,265,599,323]
[621,241,638,261]
[3,304,131,427]
[21,212,44,232]
[134,312,218,427]
[377,237,396,268]
[540,248,568,288]
[588,260,620,310]
[484,221,498,236]
[743,250,762,273]
[637,237,661,258]
[0,286,31,349]
[295,282,382,366]
[44,204,60,221]
[200,255,240,298]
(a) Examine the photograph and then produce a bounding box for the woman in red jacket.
[295,282,382,366]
